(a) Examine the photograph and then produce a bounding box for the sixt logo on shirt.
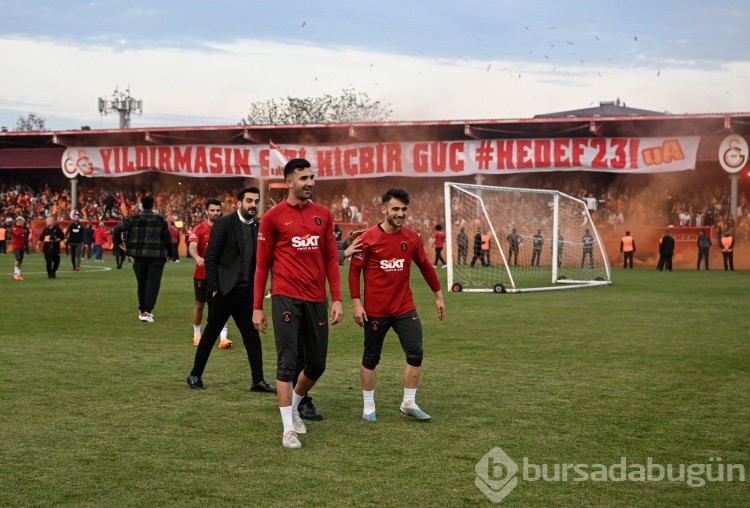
[291,234,320,249]
[380,258,405,271]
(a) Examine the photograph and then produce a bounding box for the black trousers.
[623,251,634,269]
[531,249,542,267]
[44,252,60,278]
[697,248,709,270]
[656,254,673,271]
[723,252,734,271]
[470,251,488,267]
[192,285,265,383]
[132,257,166,313]
[114,245,126,268]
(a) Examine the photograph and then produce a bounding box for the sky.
[1,0,749,131]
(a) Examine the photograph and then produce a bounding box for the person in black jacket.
[470,228,488,267]
[696,230,711,270]
[657,230,675,271]
[187,187,274,393]
[37,216,64,279]
[66,212,85,271]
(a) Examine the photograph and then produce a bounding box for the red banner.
[61,136,701,179]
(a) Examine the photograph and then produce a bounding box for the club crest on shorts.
[401,241,408,251]
[282,311,292,324]
[371,320,379,331]
[314,216,322,225]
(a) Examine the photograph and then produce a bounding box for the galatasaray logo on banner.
[718,135,748,174]
[60,137,702,179]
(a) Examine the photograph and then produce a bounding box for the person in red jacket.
[10,217,28,280]
[349,188,446,423]
[93,222,108,262]
[169,221,180,263]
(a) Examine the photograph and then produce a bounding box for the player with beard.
[349,188,445,423]
[187,187,274,393]
[252,158,343,449]
[188,198,232,349]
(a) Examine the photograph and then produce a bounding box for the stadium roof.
[2,106,750,169]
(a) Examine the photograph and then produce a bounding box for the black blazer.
[204,212,257,296]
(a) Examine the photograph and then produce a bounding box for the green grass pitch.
[1,253,748,506]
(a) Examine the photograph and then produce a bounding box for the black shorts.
[362,310,423,369]
[271,295,329,383]
[13,249,24,263]
[194,278,207,303]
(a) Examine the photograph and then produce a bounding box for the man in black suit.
[187,187,274,393]
[656,230,675,272]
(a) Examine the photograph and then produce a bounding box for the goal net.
[444,182,611,293]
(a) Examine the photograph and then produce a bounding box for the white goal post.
[444,182,611,293]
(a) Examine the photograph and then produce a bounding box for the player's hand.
[435,297,446,321]
[252,309,267,333]
[352,302,368,327]
[195,256,204,267]
[347,229,365,243]
[329,301,343,325]
[344,237,362,258]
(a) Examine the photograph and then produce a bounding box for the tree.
[240,88,392,125]
[14,113,48,132]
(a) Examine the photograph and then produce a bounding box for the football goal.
[444,182,611,293]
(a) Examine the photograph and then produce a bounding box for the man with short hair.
[721,231,734,271]
[37,216,64,279]
[620,230,636,269]
[349,188,445,423]
[83,222,95,259]
[187,198,232,349]
[696,230,711,270]
[169,221,181,263]
[656,230,675,271]
[112,195,173,322]
[581,229,595,268]
[253,158,343,449]
[66,212,85,271]
[531,229,544,267]
[506,228,522,267]
[187,189,274,393]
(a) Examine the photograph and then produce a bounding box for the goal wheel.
[451,283,463,292]
[595,276,604,281]
[557,275,567,281]
[492,283,506,294]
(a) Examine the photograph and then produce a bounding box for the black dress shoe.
[298,396,323,421]
[250,380,276,393]
[186,375,206,389]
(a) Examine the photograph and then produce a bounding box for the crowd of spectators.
[2,171,749,245]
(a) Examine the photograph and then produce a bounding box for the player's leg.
[360,317,392,422]
[271,296,306,447]
[188,289,234,388]
[193,279,207,345]
[393,311,430,421]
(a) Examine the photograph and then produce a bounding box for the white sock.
[193,324,201,336]
[220,327,228,339]
[403,387,417,406]
[292,390,305,412]
[363,390,375,414]
[14,267,20,276]
[279,406,294,433]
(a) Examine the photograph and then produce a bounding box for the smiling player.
[349,188,445,423]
